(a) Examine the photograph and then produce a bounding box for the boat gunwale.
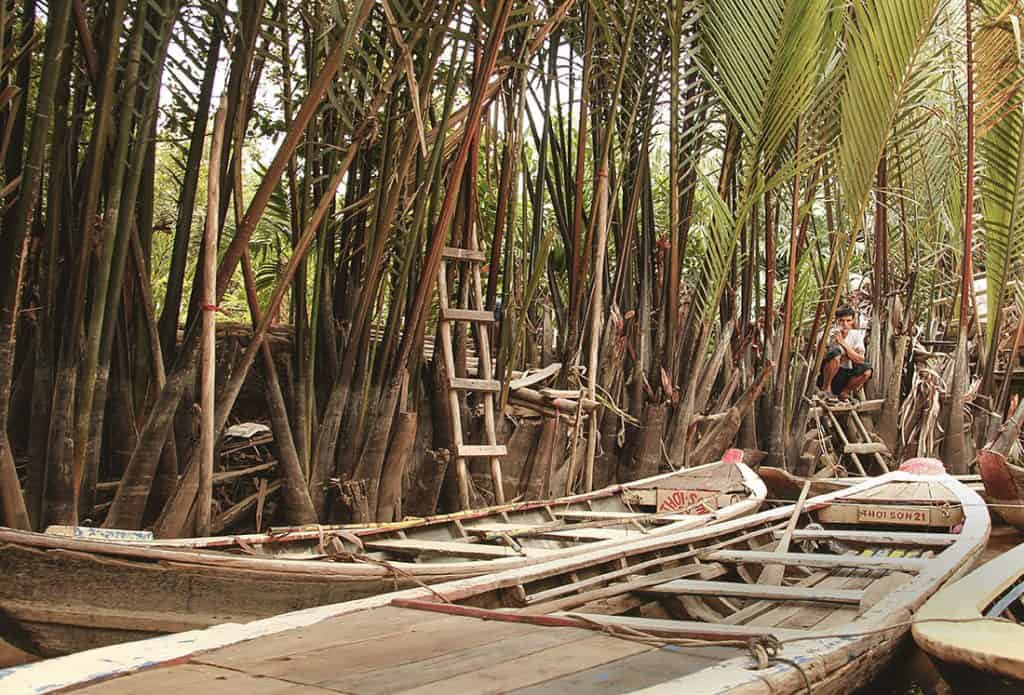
[0,462,765,578]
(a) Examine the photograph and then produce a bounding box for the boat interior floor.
[71,533,941,695]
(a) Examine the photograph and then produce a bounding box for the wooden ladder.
[817,400,890,476]
[436,227,506,509]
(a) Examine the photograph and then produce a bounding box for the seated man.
[817,306,872,401]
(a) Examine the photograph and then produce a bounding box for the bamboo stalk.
[197,97,228,537]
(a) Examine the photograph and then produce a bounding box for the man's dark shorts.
[817,346,872,394]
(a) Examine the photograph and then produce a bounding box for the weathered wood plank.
[74,663,333,694]
[521,563,727,614]
[363,538,528,559]
[807,398,884,417]
[441,246,487,262]
[450,377,501,392]
[640,579,864,605]
[456,444,508,458]
[313,623,595,694]
[508,644,741,694]
[705,549,927,572]
[395,633,651,694]
[782,529,958,546]
[558,613,808,640]
[844,442,888,455]
[441,307,496,323]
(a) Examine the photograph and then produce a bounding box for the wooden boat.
[13,471,987,694]
[760,466,852,499]
[913,540,1024,693]
[762,464,987,502]
[978,448,1024,529]
[0,457,764,657]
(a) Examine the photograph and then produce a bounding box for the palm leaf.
[839,0,944,212]
[976,0,1024,353]
[699,0,827,164]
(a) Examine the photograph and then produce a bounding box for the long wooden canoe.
[978,448,1024,529]
[5,471,987,694]
[913,539,1024,693]
[0,457,764,657]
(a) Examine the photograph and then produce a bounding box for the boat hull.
[0,459,765,657]
[978,449,1024,529]
[0,472,985,695]
[913,539,1024,689]
[0,540,440,657]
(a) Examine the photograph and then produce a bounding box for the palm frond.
[976,0,1024,352]
[839,0,944,212]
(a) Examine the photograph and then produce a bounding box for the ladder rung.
[457,444,507,458]
[442,247,488,262]
[451,377,501,392]
[844,442,888,455]
[442,307,496,323]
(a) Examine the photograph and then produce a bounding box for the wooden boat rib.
[978,448,1024,529]
[6,471,987,694]
[913,539,1024,693]
[0,458,764,657]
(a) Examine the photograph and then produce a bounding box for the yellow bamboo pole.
[197,97,228,536]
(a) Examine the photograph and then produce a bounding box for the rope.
[335,549,454,603]
[558,612,1015,689]
[306,524,452,603]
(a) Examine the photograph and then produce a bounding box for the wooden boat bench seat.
[781,529,959,547]
[638,579,865,605]
[704,549,928,573]
[363,538,544,559]
[557,612,809,640]
[463,522,640,543]
[552,510,701,524]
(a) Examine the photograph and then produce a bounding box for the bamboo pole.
[584,169,609,492]
[197,98,228,537]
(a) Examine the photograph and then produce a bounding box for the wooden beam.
[844,442,888,455]
[364,538,532,559]
[457,444,508,458]
[705,549,928,573]
[782,529,958,547]
[442,246,487,262]
[441,307,496,323]
[558,613,808,640]
[520,563,726,615]
[640,579,864,605]
[450,377,502,392]
[807,398,884,418]
[760,480,811,586]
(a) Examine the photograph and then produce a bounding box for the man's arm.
[836,334,865,364]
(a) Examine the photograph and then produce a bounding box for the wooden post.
[197,97,228,537]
